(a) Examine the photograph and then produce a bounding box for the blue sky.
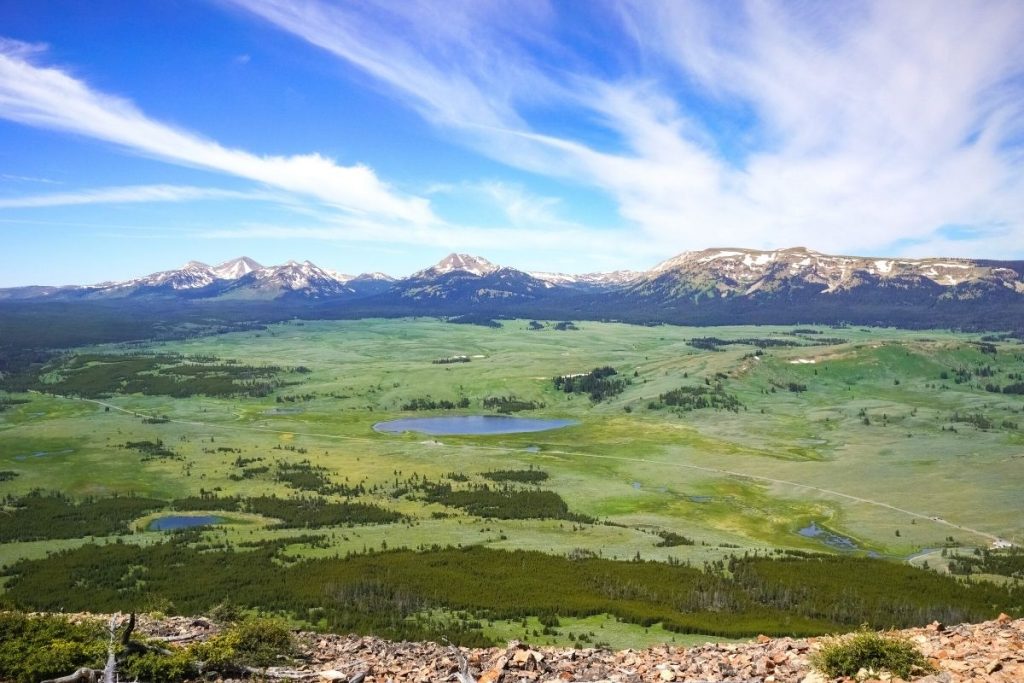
[1,0,1024,286]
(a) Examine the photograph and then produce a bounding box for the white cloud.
[228,0,1024,258]
[223,0,575,176]
[225,0,556,130]
[201,216,663,273]
[428,180,567,228]
[0,173,60,184]
[0,184,272,208]
[4,4,1024,265]
[0,40,433,223]
[478,181,563,228]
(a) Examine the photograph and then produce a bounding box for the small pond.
[373,415,578,436]
[148,515,224,531]
[14,448,74,461]
[797,521,859,550]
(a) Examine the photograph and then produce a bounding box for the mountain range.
[2,247,1023,330]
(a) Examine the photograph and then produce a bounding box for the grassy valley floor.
[1,319,1022,646]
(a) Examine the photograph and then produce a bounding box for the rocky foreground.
[122,614,1024,683]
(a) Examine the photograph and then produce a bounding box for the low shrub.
[216,615,296,668]
[0,611,297,683]
[122,648,197,682]
[810,628,933,679]
[0,612,106,683]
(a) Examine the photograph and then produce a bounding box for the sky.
[1,0,1024,286]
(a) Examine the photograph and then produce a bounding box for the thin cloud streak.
[224,0,579,178]
[0,173,60,184]
[0,184,275,209]
[224,0,557,130]
[428,180,569,229]
[201,219,665,271]
[0,39,433,224]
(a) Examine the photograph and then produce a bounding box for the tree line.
[3,542,1020,646]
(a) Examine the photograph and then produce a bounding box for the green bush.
[810,629,934,679]
[123,648,197,682]
[208,615,296,669]
[0,612,106,683]
[0,611,297,683]
[208,599,244,624]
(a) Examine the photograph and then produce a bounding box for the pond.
[373,415,578,436]
[148,515,224,531]
[797,521,859,550]
[14,449,74,461]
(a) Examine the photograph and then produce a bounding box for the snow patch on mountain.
[323,268,355,283]
[645,247,1018,293]
[129,261,217,290]
[412,253,499,279]
[531,270,642,287]
[253,260,350,294]
[213,256,262,280]
[353,272,395,282]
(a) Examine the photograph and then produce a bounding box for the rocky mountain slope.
[59,612,1024,682]
[634,247,1024,300]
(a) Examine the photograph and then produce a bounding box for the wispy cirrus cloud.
[0,173,60,184]
[0,28,645,272]
[0,38,433,223]
[222,0,557,130]
[202,218,659,272]
[226,0,1024,258]
[427,180,568,228]
[191,173,656,270]
[0,184,274,209]
[222,0,578,175]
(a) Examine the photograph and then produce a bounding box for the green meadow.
[1,318,1022,645]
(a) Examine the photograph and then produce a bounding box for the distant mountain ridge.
[644,247,1024,294]
[2,247,1022,329]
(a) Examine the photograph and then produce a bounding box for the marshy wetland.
[1,318,1022,646]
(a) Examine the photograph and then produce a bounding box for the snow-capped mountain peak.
[414,253,499,278]
[324,268,356,283]
[356,272,395,282]
[238,259,353,297]
[212,256,262,280]
[265,260,329,281]
[122,260,216,290]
